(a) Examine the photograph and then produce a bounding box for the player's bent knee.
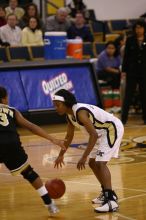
[21,165,39,183]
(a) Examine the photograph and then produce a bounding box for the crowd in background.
[0,0,94,47]
[0,0,146,124]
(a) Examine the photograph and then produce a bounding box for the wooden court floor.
[0,115,146,220]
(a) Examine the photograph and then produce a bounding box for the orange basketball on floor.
[45,178,66,199]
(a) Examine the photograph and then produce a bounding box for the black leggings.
[98,70,121,89]
[121,75,146,123]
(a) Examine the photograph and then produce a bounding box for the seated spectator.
[19,3,45,32]
[67,12,94,42]
[46,7,71,32]
[0,13,21,46]
[0,6,6,27]
[66,0,89,18]
[5,0,24,20]
[21,17,44,46]
[96,41,121,89]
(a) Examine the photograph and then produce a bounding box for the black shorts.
[0,141,28,172]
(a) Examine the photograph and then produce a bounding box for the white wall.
[34,0,146,20]
[33,0,40,10]
[84,0,146,20]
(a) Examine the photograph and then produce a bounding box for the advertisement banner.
[0,71,28,111]
[20,66,98,110]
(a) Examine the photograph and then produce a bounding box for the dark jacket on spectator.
[122,35,146,77]
[67,24,94,42]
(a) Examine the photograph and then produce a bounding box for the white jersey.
[67,103,124,149]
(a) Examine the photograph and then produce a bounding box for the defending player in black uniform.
[0,86,65,215]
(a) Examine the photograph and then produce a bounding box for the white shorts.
[89,119,124,161]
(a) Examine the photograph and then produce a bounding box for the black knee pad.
[21,165,39,183]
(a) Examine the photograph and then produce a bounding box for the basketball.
[45,178,66,199]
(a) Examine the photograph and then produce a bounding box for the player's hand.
[52,138,66,150]
[77,156,87,170]
[54,155,65,168]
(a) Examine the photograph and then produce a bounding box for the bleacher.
[0,0,139,61]
[0,15,136,64]
[0,46,45,63]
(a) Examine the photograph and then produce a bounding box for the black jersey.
[0,104,20,144]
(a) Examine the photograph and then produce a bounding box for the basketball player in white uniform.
[52,89,124,213]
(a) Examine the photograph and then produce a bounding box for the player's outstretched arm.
[76,110,98,170]
[15,109,65,149]
[54,122,75,168]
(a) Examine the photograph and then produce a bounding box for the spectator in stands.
[96,41,121,90]
[0,6,6,27]
[5,0,24,20]
[21,17,44,46]
[121,20,146,125]
[67,12,93,42]
[0,13,21,46]
[66,0,89,18]
[114,34,127,106]
[19,3,45,32]
[46,7,71,32]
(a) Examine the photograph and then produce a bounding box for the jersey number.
[0,113,9,126]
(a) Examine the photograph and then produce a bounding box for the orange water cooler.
[67,39,83,60]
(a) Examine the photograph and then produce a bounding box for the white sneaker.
[48,201,59,214]
[92,192,105,204]
[92,191,118,204]
[94,200,118,213]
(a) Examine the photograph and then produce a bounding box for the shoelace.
[98,192,104,200]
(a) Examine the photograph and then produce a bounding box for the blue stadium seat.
[83,42,95,58]
[30,45,45,60]
[110,19,128,31]
[0,47,9,62]
[91,21,110,34]
[8,46,30,61]
[94,42,106,56]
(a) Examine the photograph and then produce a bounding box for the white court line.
[115,187,146,193]
[0,172,145,220]
[0,172,146,194]
[115,213,136,220]
[65,181,146,193]
[119,193,146,202]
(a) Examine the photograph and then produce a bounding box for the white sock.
[37,186,48,196]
